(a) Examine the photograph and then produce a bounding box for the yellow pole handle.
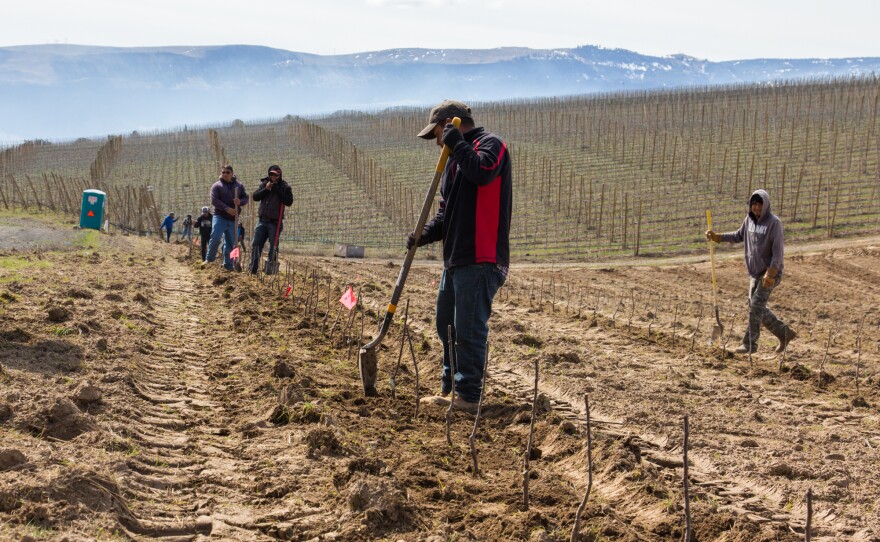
[435,117,462,173]
[707,209,719,305]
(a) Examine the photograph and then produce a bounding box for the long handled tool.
[706,209,724,345]
[265,201,285,275]
[359,117,461,396]
[232,203,243,272]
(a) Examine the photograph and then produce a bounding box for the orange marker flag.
[340,285,357,310]
[284,284,292,298]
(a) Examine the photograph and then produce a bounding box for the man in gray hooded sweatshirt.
[706,189,797,354]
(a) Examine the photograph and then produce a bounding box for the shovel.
[358,117,461,396]
[706,209,724,345]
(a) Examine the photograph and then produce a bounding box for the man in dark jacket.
[706,189,797,354]
[204,165,248,270]
[249,165,293,274]
[408,100,511,413]
[194,206,212,261]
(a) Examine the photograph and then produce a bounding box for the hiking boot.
[775,330,798,353]
[733,344,757,355]
[420,395,451,408]
[451,397,480,414]
[419,395,480,414]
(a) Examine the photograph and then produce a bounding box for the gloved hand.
[705,230,721,243]
[442,122,464,148]
[762,267,778,288]
[406,231,429,250]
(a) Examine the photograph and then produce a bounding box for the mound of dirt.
[67,288,93,300]
[0,328,30,342]
[40,397,97,441]
[306,427,345,457]
[346,474,408,527]
[73,382,102,406]
[273,360,295,378]
[46,306,71,322]
[0,448,26,470]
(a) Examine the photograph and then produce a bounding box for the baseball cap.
[417,100,472,139]
[268,165,282,176]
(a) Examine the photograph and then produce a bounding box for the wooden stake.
[570,395,593,542]
[469,341,490,476]
[683,414,693,542]
[523,359,539,510]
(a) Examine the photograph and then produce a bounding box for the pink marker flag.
[340,286,357,310]
[229,247,240,260]
[284,284,292,298]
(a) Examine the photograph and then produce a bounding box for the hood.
[749,189,771,222]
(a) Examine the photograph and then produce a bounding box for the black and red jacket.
[422,127,512,269]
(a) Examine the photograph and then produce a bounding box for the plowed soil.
[1,217,878,542]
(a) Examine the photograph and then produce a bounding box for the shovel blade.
[709,324,724,345]
[358,347,378,397]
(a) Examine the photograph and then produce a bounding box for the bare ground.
[0,219,878,541]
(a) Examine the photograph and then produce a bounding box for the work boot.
[775,330,798,353]
[419,395,480,414]
[419,395,451,408]
[733,344,756,355]
[451,397,480,414]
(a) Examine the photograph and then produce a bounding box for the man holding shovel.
[249,165,293,275]
[706,189,797,354]
[204,165,248,270]
[409,100,512,412]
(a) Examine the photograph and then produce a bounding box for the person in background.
[237,219,248,256]
[706,189,797,354]
[195,206,212,261]
[161,212,177,243]
[250,165,293,274]
[180,214,193,243]
[408,100,512,413]
[203,165,248,270]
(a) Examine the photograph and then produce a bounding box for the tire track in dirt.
[112,264,273,541]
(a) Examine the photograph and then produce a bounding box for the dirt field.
[0,216,878,541]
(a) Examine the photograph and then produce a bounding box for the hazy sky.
[4,0,880,60]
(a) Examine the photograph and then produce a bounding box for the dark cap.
[268,165,282,176]
[750,193,763,205]
[417,100,472,139]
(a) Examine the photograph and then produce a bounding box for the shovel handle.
[707,209,719,307]
[363,117,461,351]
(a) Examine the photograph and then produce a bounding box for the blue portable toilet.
[80,189,106,230]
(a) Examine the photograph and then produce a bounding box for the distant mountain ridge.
[1,43,878,141]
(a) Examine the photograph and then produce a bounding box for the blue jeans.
[199,232,210,261]
[206,215,236,269]
[436,264,505,403]
[250,220,283,274]
[164,228,172,243]
[743,275,791,349]
[180,226,192,242]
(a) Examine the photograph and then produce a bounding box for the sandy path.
[115,263,273,540]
